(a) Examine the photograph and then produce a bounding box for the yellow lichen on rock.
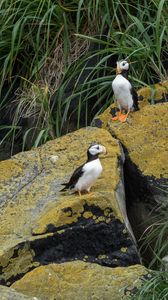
[0,127,122,238]
[1,246,37,284]
[115,104,168,178]
[96,82,168,179]
[32,197,85,234]
[1,127,134,286]
[32,126,124,235]
[0,160,22,182]
[83,211,93,219]
[138,80,168,108]
[0,284,36,300]
[32,190,122,235]
[121,247,128,253]
[0,239,40,285]
[11,261,148,300]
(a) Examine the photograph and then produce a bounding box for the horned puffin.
[61,143,107,196]
[112,59,139,122]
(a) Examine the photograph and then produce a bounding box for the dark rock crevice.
[93,96,168,267]
[113,143,168,266]
[31,219,138,267]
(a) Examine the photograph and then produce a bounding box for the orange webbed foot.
[112,115,119,121]
[112,111,123,121]
[118,113,129,123]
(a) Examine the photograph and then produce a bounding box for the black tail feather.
[60,183,68,192]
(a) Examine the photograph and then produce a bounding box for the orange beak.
[101,145,107,155]
[116,65,122,74]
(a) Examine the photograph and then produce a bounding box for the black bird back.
[60,145,99,192]
[60,164,84,191]
[131,87,139,111]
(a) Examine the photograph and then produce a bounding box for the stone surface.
[93,81,168,255]
[0,284,38,300]
[11,261,148,300]
[0,127,140,287]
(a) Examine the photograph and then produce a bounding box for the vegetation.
[133,198,168,300]
[0,1,168,297]
[133,270,168,300]
[0,0,167,151]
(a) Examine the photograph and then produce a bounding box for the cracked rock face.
[0,127,146,298]
[93,81,168,256]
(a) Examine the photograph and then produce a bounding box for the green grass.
[132,270,168,300]
[133,191,168,299]
[0,1,168,297]
[0,0,167,149]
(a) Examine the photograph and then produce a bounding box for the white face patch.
[88,144,106,156]
[117,60,129,71]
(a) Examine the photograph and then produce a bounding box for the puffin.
[112,59,139,122]
[61,143,107,196]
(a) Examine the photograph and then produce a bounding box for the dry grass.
[40,27,97,94]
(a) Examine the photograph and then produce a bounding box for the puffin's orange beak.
[116,65,122,74]
[102,146,107,154]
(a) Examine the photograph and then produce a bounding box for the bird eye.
[123,62,126,66]
[96,146,100,150]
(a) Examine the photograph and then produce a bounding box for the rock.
[11,261,149,300]
[0,284,38,300]
[0,127,140,287]
[93,81,168,259]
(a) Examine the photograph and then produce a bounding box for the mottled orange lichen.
[11,261,148,300]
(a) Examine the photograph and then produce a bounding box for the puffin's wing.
[61,164,84,191]
[130,85,139,111]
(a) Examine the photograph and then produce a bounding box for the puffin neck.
[87,151,99,162]
[120,69,129,79]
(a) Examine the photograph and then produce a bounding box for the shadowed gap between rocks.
[93,110,168,268]
[121,144,168,267]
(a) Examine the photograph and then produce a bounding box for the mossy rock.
[0,127,140,286]
[93,81,168,246]
[11,261,149,300]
